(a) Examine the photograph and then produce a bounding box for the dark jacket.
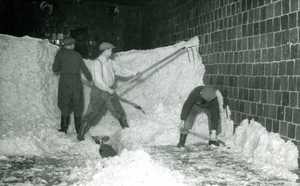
[52,48,92,115]
[180,86,219,121]
[53,48,92,79]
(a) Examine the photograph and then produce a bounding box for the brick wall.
[148,0,300,148]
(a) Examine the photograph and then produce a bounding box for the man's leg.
[177,108,198,147]
[57,78,73,134]
[58,113,70,134]
[72,85,84,135]
[77,88,107,140]
[106,93,129,129]
[58,97,71,134]
[207,111,220,146]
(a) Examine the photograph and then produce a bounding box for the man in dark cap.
[177,86,224,147]
[52,37,93,136]
[77,42,141,141]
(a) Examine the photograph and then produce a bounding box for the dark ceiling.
[63,0,156,6]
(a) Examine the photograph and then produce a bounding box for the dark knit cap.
[63,37,75,46]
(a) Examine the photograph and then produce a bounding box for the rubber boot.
[208,130,219,146]
[118,118,129,129]
[58,115,70,134]
[77,122,86,141]
[177,134,187,148]
[74,115,82,135]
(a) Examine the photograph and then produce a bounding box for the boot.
[74,115,82,135]
[208,140,219,146]
[208,130,219,146]
[58,115,70,134]
[77,120,88,141]
[177,134,187,148]
[118,118,129,129]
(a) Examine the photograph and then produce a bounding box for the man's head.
[99,42,115,58]
[63,37,75,49]
[200,86,217,102]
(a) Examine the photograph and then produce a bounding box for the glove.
[135,72,142,78]
[107,88,115,95]
[89,81,94,87]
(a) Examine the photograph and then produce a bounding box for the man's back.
[53,48,83,75]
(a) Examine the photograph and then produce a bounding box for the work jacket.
[180,86,219,121]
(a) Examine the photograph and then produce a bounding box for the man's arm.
[180,87,203,120]
[52,50,61,73]
[80,59,93,81]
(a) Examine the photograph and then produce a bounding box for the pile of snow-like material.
[80,36,220,148]
[229,119,299,180]
[0,35,66,156]
[69,150,186,186]
[83,37,234,149]
[1,34,229,156]
[0,35,59,133]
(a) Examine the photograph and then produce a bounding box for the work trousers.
[181,99,220,135]
[57,75,84,117]
[79,86,127,137]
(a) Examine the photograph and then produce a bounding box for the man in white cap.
[77,42,141,141]
[177,85,223,147]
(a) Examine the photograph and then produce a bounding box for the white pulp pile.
[0,34,217,155]
[0,34,298,184]
[69,150,186,186]
[229,119,299,180]
[83,36,224,150]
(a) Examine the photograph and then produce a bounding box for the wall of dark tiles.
[148,0,300,149]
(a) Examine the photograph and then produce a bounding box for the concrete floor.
[146,145,300,186]
[1,145,299,186]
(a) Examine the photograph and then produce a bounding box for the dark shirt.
[180,86,219,120]
[52,48,92,81]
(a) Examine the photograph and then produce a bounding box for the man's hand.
[108,88,115,95]
[89,81,94,87]
[135,72,142,78]
[131,72,143,82]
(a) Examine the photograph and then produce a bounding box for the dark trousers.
[78,87,127,138]
[181,99,220,135]
[58,76,84,117]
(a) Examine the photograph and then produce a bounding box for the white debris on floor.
[70,150,186,186]
[0,34,299,186]
[228,119,299,181]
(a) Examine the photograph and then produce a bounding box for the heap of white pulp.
[229,119,299,180]
[0,34,298,184]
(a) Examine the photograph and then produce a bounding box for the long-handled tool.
[119,97,146,114]
[180,126,226,146]
[118,45,200,96]
[187,130,226,146]
[82,79,146,114]
[119,47,188,95]
[116,46,187,89]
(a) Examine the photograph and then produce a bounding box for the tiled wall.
[148,0,300,148]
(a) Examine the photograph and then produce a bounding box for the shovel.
[82,79,146,114]
[187,130,226,146]
[180,126,226,146]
